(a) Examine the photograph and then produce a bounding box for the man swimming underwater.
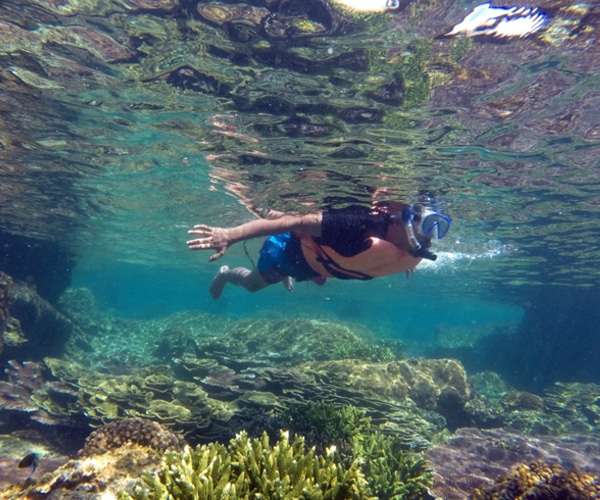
[187,201,451,299]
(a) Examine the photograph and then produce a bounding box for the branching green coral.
[354,432,433,500]
[123,430,367,500]
[123,402,433,500]
[278,403,433,499]
[280,402,372,444]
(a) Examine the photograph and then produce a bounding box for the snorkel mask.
[398,205,452,261]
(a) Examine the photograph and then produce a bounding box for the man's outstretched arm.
[186,213,323,261]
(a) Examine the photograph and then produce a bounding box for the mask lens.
[421,213,451,239]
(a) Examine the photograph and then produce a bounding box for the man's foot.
[209,265,230,300]
[282,276,294,292]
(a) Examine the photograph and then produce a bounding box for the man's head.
[390,204,452,260]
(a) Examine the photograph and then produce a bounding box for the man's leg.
[210,266,270,299]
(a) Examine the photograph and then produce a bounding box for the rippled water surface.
[1,0,600,300]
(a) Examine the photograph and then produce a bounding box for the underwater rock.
[500,390,545,412]
[8,282,73,360]
[0,359,82,457]
[0,271,13,355]
[0,232,74,304]
[425,427,600,500]
[59,287,233,369]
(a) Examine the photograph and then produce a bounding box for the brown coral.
[470,460,600,500]
[80,417,186,457]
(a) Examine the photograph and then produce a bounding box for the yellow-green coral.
[280,402,372,444]
[122,430,368,500]
[355,432,433,500]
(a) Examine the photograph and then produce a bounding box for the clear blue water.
[73,262,523,343]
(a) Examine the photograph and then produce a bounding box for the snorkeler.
[186,202,451,300]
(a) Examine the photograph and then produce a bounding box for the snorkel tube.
[401,208,422,252]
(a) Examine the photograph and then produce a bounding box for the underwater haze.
[2,0,600,498]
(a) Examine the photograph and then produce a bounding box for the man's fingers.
[188,229,209,236]
[186,238,211,250]
[209,250,225,262]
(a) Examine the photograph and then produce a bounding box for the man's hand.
[186,225,231,261]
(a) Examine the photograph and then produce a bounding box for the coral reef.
[470,460,600,500]
[195,316,404,369]
[500,390,545,412]
[278,402,372,449]
[425,427,600,500]
[59,288,233,370]
[125,430,368,500]
[2,419,181,499]
[356,432,433,500]
[234,401,434,499]
[0,360,76,428]
[0,408,433,499]
[464,374,600,437]
[544,381,600,432]
[42,355,447,449]
[123,426,432,500]
[300,357,470,417]
[43,357,231,442]
[80,417,185,457]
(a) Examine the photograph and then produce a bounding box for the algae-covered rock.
[426,428,600,500]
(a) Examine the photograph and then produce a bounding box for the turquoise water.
[73,262,524,342]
